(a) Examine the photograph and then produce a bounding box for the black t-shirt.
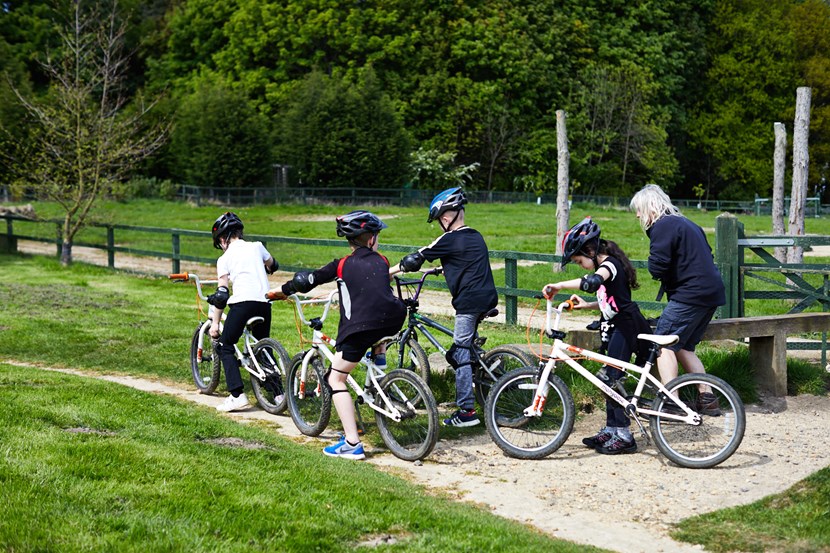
[418,226,498,315]
[282,247,406,344]
[596,256,652,361]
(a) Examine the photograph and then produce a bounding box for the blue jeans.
[451,313,479,411]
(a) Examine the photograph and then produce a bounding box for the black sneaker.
[596,435,637,455]
[696,392,722,416]
[442,408,480,427]
[582,429,613,449]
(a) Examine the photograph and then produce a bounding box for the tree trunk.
[787,87,811,264]
[554,110,570,273]
[60,241,73,266]
[772,122,787,262]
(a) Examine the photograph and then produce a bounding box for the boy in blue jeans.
[394,187,498,427]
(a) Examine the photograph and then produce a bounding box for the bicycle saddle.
[245,316,265,328]
[637,333,679,347]
[479,308,499,322]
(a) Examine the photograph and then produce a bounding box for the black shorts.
[336,326,400,363]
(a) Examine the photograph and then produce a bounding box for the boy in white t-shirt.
[207,212,279,412]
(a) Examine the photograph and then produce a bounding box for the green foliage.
[169,78,273,188]
[275,68,410,188]
[110,176,178,201]
[409,148,479,190]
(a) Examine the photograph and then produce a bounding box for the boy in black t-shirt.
[269,211,406,460]
[393,187,498,427]
[543,217,651,455]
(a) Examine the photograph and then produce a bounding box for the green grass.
[0,364,600,553]
[672,467,830,552]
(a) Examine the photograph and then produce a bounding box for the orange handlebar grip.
[168,272,189,280]
[564,299,575,311]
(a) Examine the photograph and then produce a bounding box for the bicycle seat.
[245,316,265,328]
[637,333,679,347]
[479,308,499,322]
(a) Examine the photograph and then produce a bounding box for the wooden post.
[504,256,518,325]
[715,213,741,318]
[788,87,811,264]
[107,226,115,268]
[554,109,570,273]
[772,122,787,262]
[172,233,181,275]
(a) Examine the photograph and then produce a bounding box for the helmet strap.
[440,210,461,232]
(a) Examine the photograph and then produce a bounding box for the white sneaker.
[216,393,251,412]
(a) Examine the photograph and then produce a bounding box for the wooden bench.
[701,313,830,396]
[566,312,830,397]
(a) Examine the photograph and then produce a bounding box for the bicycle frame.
[531,300,701,425]
[171,272,273,381]
[288,291,408,422]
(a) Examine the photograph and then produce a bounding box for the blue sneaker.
[323,437,366,460]
[442,408,480,427]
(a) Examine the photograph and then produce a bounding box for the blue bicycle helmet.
[336,210,387,238]
[427,187,467,223]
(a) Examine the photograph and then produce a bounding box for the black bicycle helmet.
[335,210,388,238]
[427,187,467,223]
[212,212,244,249]
[560,217,601,268]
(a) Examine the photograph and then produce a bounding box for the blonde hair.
[629,184,683,231]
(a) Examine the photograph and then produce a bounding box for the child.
[269,211,405,460]
[543,217,651,455]
[207,212,279,412]
[394,187,498,427]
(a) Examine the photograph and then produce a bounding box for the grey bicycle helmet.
[212,212,243,249]
[427,187,467,223]
[560,217,601,268]
[335,210,387,238]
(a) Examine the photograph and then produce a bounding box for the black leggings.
[219,301,271,395]
[604,329,633,428]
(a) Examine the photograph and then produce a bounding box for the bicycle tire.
[650,373,745,469]
[475,344,536,408]
[484,367,575,460]
[286,351,331,436]
[249,338,291,415]
[189,321,221,395]
[374,369,439,461]
[378,334,430,384]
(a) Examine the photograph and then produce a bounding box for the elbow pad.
[399,252,425,273]
[580,273,604,293]
[291,271,315,294]
[265,257,279,274]
[206,286,230,309]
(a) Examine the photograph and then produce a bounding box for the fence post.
[172,233,180,274]
[107,226,115,268]
[504,255,518,325]
[1,217,16,253]
[715,213,742,318]
[55,223,62,258]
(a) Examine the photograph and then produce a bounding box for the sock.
[346,439,360,447]
[617,427,633,441]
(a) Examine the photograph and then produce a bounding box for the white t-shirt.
[216,239,271,304]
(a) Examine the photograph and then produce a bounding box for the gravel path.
[14,240,830,552]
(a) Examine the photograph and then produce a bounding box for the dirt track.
[13,240,830,553]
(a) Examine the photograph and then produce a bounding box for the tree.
[275,68,409,189]
[3,0,166,265]
[168,77,273,188]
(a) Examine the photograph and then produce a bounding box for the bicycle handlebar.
[286,289,339,327]
[394,266,443,302]
[168,272,219,301]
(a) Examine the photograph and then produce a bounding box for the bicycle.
[169,272,291,414]
[390,267,535,407]
[274,289,439,462]
[484,297,746,469]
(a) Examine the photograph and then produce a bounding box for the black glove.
[399,252,425,273]
[265,258,279,274]
[206,286,230,309]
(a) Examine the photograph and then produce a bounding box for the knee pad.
[323,368,350,395]
[445,344,472,371]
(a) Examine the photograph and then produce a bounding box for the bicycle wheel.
[650,373,746,469]
[378,334,430,384]
[484,367,575,460]
[286,351,331,436]
[189,321,221,394]
[374,369,439,461]
[475,344,537,408]
[249,338,291,415]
